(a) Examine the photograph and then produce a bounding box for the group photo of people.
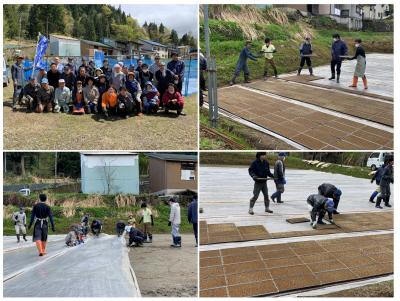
[12,54,187,118]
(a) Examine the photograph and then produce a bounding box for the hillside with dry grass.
[200,5,393,86]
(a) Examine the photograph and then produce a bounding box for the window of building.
[181,162,196,181]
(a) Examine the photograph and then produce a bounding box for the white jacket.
[169,203,181,225]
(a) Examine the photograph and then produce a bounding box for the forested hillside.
[3,4,196,47]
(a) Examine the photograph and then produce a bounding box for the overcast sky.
[118,5,198,37]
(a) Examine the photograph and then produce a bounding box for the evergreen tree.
[170,29,179,45]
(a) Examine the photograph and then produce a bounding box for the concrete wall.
[81,154,139,195]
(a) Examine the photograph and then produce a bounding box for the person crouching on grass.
[117,87,136,119]
[162,83,185,116]
[101,87,118,117]
[142,81,160,114]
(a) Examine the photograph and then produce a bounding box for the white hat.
[114,63,121,68]
[58,79,65,83]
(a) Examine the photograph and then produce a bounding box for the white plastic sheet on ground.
[3,234,139,297]
[200,167,393,232]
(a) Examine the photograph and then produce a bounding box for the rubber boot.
[309,67,313,76]
[16,234,20,243]
[328,73,335,80]
[244,74,251,84]
[277,193,284,204]
[35,241,43,256]
[297,68,301,76]
[375,196,383,209]
[23,234,27,241]
[42,241,47,255]
[230,76,237,86]
[349,76,358,88]
[148,234,153,243]
[336,73,340,83]
[176,236,182,247]
[271,192,277,203]
[248,207,254,215]
[369,191,378,203]
[384,196,392,207]
[362,76,368,89]
[171,236,176,247]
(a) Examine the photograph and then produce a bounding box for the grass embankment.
[200,152,372,179]
[3,192,193,235]
[200,7,393,86]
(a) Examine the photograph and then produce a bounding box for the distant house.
[49,34,81,57]
[80,39,114,57]
[362,4,392,20]
[146,153,198,195]
[101,38,146,58]
[275,4,363,29]
[80,152,139,195]
[177,45,191,58]
[139,39,169,59]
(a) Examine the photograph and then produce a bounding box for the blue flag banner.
[33,34,49,71]
[94,50,105,68]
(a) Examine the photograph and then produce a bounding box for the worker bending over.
[318,183,342,214]
[307,194,335,229]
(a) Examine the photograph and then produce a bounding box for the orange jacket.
[101,91,118,109]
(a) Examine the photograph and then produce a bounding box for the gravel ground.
[128,233,198,297]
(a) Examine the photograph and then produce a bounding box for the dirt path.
[128,234,198,297]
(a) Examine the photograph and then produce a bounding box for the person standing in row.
[248,152,274,215]
[230,41,258,85]
[271,152,286,204]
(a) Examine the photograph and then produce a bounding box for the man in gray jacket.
[271,152,286,204]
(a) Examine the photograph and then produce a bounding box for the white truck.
[366,152,392,171]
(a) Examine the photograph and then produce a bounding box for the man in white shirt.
[261,38,278,80]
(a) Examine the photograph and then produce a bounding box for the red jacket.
[162,91,184,106]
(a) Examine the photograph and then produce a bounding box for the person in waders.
[28,194,55,256]
[346,39,368,89]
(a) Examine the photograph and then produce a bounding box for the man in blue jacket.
[230,41,258,85]
[297,36,314,76]
[369,162,387,203]
[167,52,185,94]
[248,152,274,215]
[187,196,198,246]
[329,33,348,83]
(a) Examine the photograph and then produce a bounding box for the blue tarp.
[23,57,198,96]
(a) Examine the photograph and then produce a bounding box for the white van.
[366,152,392,170]
[19,188,31,196]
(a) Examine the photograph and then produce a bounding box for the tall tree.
[170,29,179,45]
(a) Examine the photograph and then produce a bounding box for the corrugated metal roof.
[80,39,113,49]
[146,153,197,162]
[50,34,80,41]
[139,39,167,48]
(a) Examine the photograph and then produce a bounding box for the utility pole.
[204,5,218,128]
[54,152,58,186]
[18,16,22,48]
